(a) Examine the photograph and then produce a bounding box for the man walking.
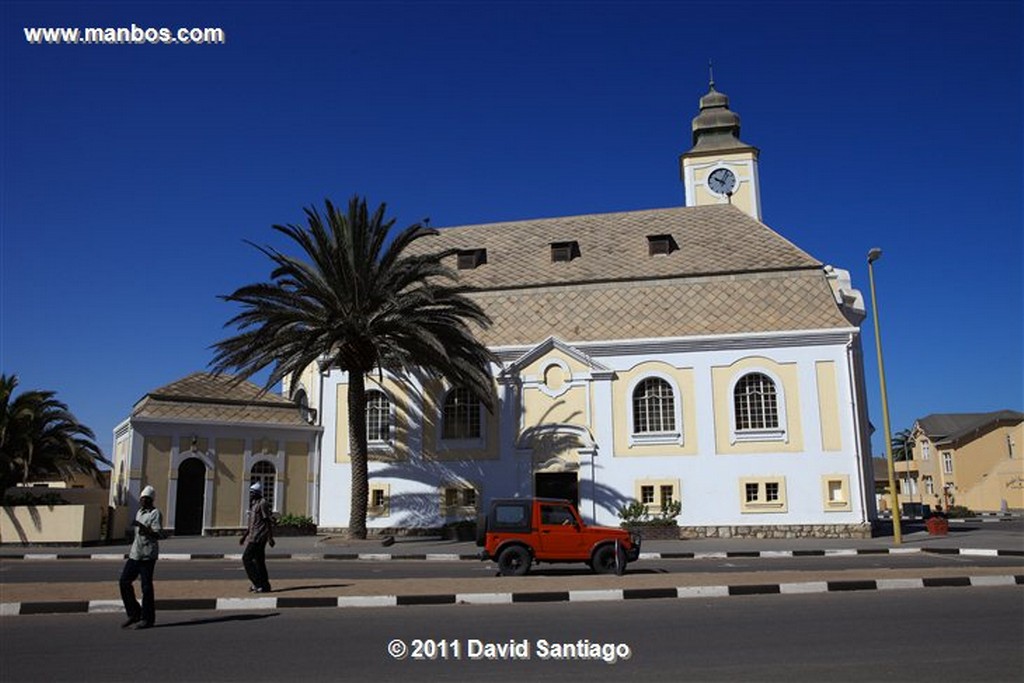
[119,485,162,629]
[240,481,275,593]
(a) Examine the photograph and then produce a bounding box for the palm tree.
[891,428,915,462]
[211,196,497,538]
[0,374,108,493]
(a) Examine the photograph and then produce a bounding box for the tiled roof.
[407,204,850,346]
[132,373,311,427]
[469,271,850,346]
[410,204,821,290]
[917,411,1023,446]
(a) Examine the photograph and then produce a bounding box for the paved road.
[2,520,1020,612]
[2,587,1021,682]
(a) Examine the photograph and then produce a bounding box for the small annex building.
[289,82,877,539]
[109,372,320,536]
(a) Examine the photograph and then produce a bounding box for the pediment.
[500,336,610,378]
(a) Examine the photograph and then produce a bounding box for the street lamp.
[867,248,902,545]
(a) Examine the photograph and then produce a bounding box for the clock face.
[707,167,737,195]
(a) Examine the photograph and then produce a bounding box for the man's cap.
[140,485,156,499]
[249,481,262,494]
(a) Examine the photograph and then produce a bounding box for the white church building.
[290,82,876,539]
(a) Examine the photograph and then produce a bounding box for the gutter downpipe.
[846,334,869,525]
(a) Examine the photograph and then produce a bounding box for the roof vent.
[551,241,580,262]
[647,234,678,256]
[457,248,487,270]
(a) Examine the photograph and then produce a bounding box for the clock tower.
[680,79,762,221]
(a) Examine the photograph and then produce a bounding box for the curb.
[2,575,1021,617]
[2,548,1022,562]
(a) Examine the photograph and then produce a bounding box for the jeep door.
[536,502,587,557]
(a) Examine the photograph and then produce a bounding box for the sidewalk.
[2,522,1021,617]
[3,519,1022,559]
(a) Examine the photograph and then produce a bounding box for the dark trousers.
[119,558,156,624]
[243,541,271,590]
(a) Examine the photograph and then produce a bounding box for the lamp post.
[867,247,902,545]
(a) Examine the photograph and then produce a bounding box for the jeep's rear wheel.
[497,545,531,576]
[591,544,623,574]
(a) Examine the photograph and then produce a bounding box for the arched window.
[250,460,276,511]
[442,387,481,440]
[733,372,779,431]
[294,388,315,424]
[632,378,676,434]
[366,390,391,443]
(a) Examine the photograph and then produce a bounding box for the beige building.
[894,411,1023,513]
[109,373,321,535]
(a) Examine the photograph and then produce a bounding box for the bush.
[945,505,975,519]
[274,513,316,531]
[618,500,681,527]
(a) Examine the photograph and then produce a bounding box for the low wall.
[679,523,873,540]
[1,505,104,545]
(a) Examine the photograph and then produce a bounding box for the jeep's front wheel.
[591,544,624,575]
[496,545,531,576]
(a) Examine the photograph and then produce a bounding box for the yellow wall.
[1,504,103,544]
[213,438,244,527]
[953,423,1024,511]
[142,436,170,506]
[711,357,803,454]
[815,361,843,452]
[285,441,309,516]
[611,361,697,456]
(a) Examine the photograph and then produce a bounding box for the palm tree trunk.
[347,371,369,539]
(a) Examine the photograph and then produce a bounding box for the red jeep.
[476,498,641,576]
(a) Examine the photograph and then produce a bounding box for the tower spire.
[708,59,715,90]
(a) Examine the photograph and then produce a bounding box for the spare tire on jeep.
[475,510,487,547]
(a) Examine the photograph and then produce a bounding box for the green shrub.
[945,505,975,519]
[274,513,316,530]
[618,500,681,527]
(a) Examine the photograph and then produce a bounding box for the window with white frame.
[368,484,390,517]
[633,378,676,434]
[924,475,934,495]
[366,390,391,444]
[739,477,787,513]
[734,373,779,430]
[250,460,276,511]
[441,387,481,440]
[731,372,786,443]
[942,451,953,474]
[628,374,683,446]
[921,441,930,460]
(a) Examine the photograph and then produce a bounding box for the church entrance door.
[175,458,206,535]
[534,472,578,507]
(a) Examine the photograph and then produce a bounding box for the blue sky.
[2,1,1021,460]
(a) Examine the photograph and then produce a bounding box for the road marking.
[780,581,828,594]
[217,597,276,610]
[457,592,513,604]
[569,589,623,602]
[337,595,396,607]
